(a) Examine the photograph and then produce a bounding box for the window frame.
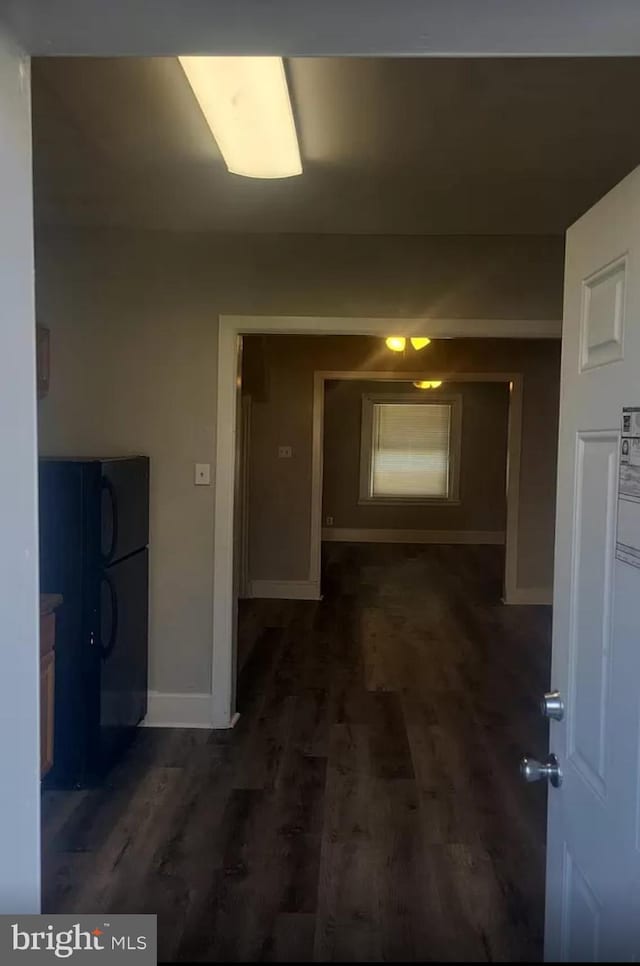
[358,391,462,505]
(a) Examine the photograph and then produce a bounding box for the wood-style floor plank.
[42,544,550,962]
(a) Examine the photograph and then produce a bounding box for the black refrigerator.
[39,456,149,787]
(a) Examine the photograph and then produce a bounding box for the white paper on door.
[616,406,640,568]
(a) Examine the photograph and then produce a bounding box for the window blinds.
[370,402,451,498]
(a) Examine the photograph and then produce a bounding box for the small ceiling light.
[384,336,432,353]
[385,337,406,352]
[179,56,302,179]
[410,337,431,351]
[413,380,443,390]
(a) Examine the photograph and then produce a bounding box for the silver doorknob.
[520,753,562,787]
[540,690,565,720]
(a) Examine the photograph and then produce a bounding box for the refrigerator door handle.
[100,573,119,660]
[101,475,119,563]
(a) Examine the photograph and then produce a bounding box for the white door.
[542,165,640,961]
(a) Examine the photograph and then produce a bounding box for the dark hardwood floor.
[42,544,551,963]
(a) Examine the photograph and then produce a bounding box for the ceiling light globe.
[385,337,406,352]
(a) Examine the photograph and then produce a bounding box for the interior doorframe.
[310,369,524,604]
[4,0,637,923]
[212,314,560,727]
[238,394,252,601]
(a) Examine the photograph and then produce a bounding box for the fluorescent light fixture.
[179,56,302,179]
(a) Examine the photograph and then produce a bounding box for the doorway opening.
[224,324,559,726]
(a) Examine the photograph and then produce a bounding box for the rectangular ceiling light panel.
[179,56,302,179]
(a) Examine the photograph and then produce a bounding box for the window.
[359,393,462,504]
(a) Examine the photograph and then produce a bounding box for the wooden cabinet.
[40,594,61,779]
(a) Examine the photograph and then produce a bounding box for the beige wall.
[245,336,561,591]
[323,379,509,533]
[36,227,563,696]
[36,234,219,696]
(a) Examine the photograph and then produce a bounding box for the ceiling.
[32,56,640,235]
[7,0,640,58]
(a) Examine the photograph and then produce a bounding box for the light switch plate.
[194,463,211,485]
[278,445,293,459]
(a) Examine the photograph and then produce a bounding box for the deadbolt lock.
[540,690,565,721]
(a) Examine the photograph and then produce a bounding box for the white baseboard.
[249,579,321,600]
[321,527,505,545]
[144,691,215,729]
[505,587,553,606]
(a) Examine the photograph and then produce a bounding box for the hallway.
[42,544,551,962]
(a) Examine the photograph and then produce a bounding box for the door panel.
[568,432,617,799]
[564,848,601,963]
[546,165,640,961]
[579,255,626,372]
